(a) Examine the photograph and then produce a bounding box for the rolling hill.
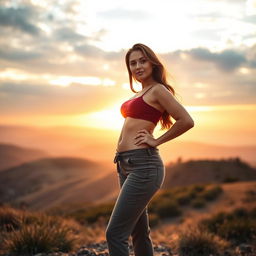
[0,157,117,210]
[162,157,256,188]
[0,139,255,211]
[0,143,48,171]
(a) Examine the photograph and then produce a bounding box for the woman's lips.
[136,71,144,76]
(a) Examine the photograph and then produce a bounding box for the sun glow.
[50,76,116,87]
[73,104,124,130]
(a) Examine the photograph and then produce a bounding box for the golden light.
[193,82,208,88]
[122,83,130,90]
[49,76,116,87]
[72,104,124,130]
[194,92,206,99]
[246,0,256,15]
[0,69,117,88]
[103,64,109,70]
[180,53,188,60]
[0,69,32,80]
[239,67,250,74]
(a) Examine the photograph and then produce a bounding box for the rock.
[77,248,97,256]
[239,243,253,253]
[223,249,233,256]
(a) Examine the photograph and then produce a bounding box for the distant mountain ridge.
[162,158,256,189]
[0,143,48,171]
[0,156,116,210]
[0,125,255,165]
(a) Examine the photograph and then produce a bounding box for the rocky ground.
[6,240,252,256]
[21,241,172,256]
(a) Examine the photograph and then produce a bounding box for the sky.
[0,0,256,146]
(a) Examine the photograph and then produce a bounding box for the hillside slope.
[0,143,48,171]
[0,157,117,210]
[152,181,256,244]
[162,158,256,188]
[1,156,255,211]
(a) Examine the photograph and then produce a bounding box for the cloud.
[0,5,40,35]
[75,44,106,58]
[98,8,149,20]
[208,0,246,2]
[186,47,247,71]
[0,47,42,61]
[160,45,256,105]
[0,0,255,114]
[243,14,256,24]
[54,27,88,42]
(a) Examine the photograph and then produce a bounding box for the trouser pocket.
[154,165,165,189]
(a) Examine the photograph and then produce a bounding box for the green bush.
[176,192,192,206]
[223,176,239,183]
[200,185,223,201]
[68,202,114,224]
[154,198,182,218]
[198,207,256,245]
[177,226,229,256]
[191,197,206,208]
[199,211,227,234]
[148,190,173,213]
[217,218,256,245]
[233,207,249,218]
[191,184,205,193]
[149,184,223,221]
[4,216,76,255]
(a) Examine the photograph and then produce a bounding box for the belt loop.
[147,148,152,156]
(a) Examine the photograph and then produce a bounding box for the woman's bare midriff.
[116,117,156,153]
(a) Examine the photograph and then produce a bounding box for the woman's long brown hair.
[125,43,176,130]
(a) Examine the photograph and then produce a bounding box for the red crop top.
[120,86,162,125]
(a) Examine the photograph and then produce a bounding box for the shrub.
[68,203,114,224]
[176,192,192,206]
[243,189,256,203]
[199,211,227,234]
[4,215,76,254]
[200,185,223,201]
[191,197,206,208]
[191,185,205,193]
[233,207,249,218]
[154,198,182,218]
[0,207,22,232]
[198,207,256,245]
[148,213,160,227]
[223,176,239,183]
[177,226,229,256]
[250,206,256,218]
[217,218,256,245]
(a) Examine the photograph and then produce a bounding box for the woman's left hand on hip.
[134,129,157,147]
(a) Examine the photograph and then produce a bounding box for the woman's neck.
[141,78,157,89]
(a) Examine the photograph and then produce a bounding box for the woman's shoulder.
[152,84,175,101]
[152,83,170,94]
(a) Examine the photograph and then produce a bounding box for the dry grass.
[0,205,108,255]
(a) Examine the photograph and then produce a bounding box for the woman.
[105,43,194,256]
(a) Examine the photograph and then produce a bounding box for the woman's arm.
[134,85,194,147]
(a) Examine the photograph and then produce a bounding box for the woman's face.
[129,50,154,83]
